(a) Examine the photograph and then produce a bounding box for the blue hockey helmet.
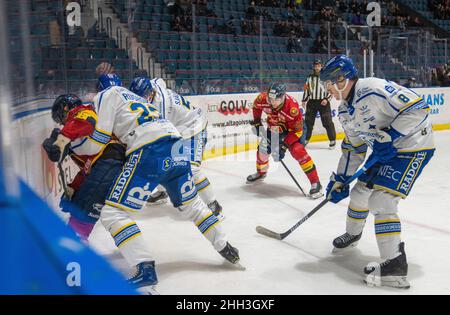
[97,73,122,91]
[320,55,358,84]
[129,76,153,98]
[52,94,82,124]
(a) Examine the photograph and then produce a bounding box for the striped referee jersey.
[302,72,332,102]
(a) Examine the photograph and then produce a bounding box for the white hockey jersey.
[336,77,435,176]
[91,86,181,156]
[151,78,206,139]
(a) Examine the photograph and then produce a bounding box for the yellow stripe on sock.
[112,222,137,237]
[300,160,314,172]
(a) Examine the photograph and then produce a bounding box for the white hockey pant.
[100,196,227,268]
[346,181,403,260]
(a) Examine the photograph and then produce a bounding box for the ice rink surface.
[89,131,450,295]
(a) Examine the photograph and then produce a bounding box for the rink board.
[10,87,450,209]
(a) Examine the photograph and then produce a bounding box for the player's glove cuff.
[385,127,403,141]
[373,128,402,163]
[50,128,61,141]
[326,173,350,204]
[250,120,263,137]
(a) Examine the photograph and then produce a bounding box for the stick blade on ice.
[255,226,282,240]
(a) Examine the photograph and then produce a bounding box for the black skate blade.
[256,226,282,240]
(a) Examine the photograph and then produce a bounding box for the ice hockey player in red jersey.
[246,82,323,198]
[42,93,125,241]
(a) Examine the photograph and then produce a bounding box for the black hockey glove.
[250,119,263,137]
[42,137,62,162]
[278,141,289,161]
[42,128,69,162]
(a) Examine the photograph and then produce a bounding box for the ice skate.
[329,140,336,150]
[146,190,169,206]
[246,172,266,184]
[128,261,159,295]
[364,242,410,289]
[309,182,324,199]
[219,242,245,270]
[332,232,362,254]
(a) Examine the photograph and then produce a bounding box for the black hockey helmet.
[267,82,287,109]
[52,94,82,124]
[267,82,287,99]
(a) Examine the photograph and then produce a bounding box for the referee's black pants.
[304,99,336,142]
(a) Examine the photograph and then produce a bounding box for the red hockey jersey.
[252,92,304,146]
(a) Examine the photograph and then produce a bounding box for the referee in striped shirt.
[301,59,337,149]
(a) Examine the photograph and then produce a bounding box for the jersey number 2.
[129,102,158,126]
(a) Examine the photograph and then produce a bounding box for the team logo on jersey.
[162,157,173,171]
[290,107,299,117]
[180,173,196,203]
[356,87,371,98]
[359,105,371,116]
[124,183,152,209]
[74,109,97,121]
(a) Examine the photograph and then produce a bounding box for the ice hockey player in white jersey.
[49,74,241,293]
[320,55,435,289]
[129,77,223,219]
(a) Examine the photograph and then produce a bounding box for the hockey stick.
[259,128,308,197]
[256,157,379,240]
[279,159,308,197]
[57,161,70,199]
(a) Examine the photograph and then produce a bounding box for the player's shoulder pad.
[284,95,300,117]
[354,77,385,101]
[254,92,267,105]
[71,106,98,127]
